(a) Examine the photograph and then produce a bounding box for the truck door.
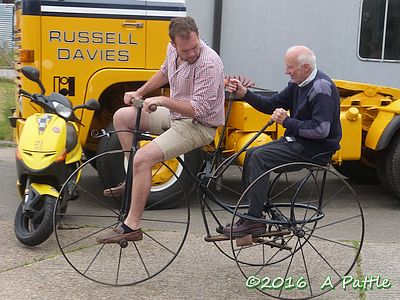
[39,0,147,104]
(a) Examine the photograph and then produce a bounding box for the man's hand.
[143,96,164,113]
[226,78,248,98]
[124,91,143,105]
[271,108,288,124]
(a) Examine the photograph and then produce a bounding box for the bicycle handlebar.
[130,98,157,112]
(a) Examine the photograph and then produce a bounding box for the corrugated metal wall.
[0,3,15,51]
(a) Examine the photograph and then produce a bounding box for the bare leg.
[123,141,164,230]
[113,106,152,152]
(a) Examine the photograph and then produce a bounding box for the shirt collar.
[298,68,317,87]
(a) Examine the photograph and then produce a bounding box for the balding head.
[286,45,316,69]
[285,45,316,84]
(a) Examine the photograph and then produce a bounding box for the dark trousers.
[242,137,331,218]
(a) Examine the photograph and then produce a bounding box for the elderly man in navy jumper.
[224,45,342,237]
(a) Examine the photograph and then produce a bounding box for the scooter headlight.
[52,101,73,119]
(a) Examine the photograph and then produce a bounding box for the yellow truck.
[10,0,400,209]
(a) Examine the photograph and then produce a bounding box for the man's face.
[173,31,201,64]
[285,53,309,84]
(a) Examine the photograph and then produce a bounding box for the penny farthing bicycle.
[54,97,364,299]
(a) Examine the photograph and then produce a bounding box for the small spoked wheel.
[230,162,365,300]
[198,152,246,261]
[54,149,190,286]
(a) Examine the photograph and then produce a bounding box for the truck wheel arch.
[376,115,400,151]
[78,69,157,145]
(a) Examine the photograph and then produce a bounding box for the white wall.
[189,0,400,91]
[186,0,215,46]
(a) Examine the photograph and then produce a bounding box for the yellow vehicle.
[332,79,400,199]
[11,0,194,209]
[11,0,400,211]
[11,66,99,246]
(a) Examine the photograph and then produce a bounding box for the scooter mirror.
[21,66,46,95]
[85,99,101,111]
[21,66,40,82]
[74,99,101,111]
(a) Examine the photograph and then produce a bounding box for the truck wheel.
[377,135,400,199]
[14,195,55,246]
[96,124,201,209]
[333,161,380,184]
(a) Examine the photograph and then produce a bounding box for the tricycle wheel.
[231,162,364,299]
[54,149,190,286]
[14,195,56,246]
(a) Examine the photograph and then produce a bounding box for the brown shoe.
[96,224,143,244]
[222,217,266,238]
[103,182,126,197]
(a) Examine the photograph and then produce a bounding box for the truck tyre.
[333,161,380,184]
[96,124,201,209]
[376,134,400,200]
[14,195,55,246]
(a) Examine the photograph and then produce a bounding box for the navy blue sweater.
[244,70,342,156]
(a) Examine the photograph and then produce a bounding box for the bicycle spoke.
[132,242,151,278]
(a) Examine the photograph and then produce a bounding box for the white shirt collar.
[298,68,317,87]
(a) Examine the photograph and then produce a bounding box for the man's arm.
[124,70,169,105]
[283,80,335,139]
[144,95,195,116]
[228,78,292,114]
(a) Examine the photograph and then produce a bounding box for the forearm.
[243,89,274,114]
[160,96,195,117]
[137,70,168,97]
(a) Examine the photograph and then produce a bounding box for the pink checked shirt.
[160,39,225,127]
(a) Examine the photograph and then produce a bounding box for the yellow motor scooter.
[11,66,99,246]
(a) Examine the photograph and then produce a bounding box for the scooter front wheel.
[14,195,56,246]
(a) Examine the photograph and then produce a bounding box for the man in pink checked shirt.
[96,16,225,244]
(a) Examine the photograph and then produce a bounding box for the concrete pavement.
[0,145,399,299]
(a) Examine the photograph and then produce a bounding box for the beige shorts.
[149,107,216,160]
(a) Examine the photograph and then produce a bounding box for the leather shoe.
[103,181,126,197]
[222,217,266,238]
[96,224,143,244]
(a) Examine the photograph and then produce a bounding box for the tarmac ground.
[0,145,399,299]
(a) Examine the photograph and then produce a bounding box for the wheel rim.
[230,162,364,300]
[54,149,190,286]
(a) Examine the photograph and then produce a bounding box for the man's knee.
[133,143,163,171]
[113,107,135,129]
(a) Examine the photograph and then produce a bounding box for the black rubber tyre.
[82,148,98,170]
[14,195,56,246]
[96,124,201,209]
[333,160,380,184]
[376,133,400,200]
[54,150,190,286]
[230,162,364,300]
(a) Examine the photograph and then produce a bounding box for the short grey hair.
[287,45,317,69]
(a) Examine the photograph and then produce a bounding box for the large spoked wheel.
[230,162,364,300]
[54,149,190,286]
